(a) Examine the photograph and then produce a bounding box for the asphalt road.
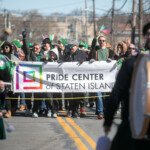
[0,105,121,150]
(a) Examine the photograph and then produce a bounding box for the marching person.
[89,32,109,119]
[1,41,18,118]
[103,22,150,150]
[67,41,87,118]
[41,47,60,118]
[57,38,70,110]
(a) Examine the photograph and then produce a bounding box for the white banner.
[13,61,118,93]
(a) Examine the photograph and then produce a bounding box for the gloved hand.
[57,60,63,63]
[44,60,48,64]
[79,60,84,64]
[106,58,112,63]
[22,31,26,38]
[89,59,96,63]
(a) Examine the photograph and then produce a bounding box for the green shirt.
[97,48,109,61]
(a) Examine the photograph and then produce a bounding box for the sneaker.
[32,112,38,118]
[19,105,25,111]
[80,108,86,116]
[98,114,103,119]
[72,112,80,118]
[25,109,30,116]
[67,111,71,117]
[53,113,57,118]
[47,110,52,118]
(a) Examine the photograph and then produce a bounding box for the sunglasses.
[129,48,135,50]
[99,40,106,42]
[34,47,40,50]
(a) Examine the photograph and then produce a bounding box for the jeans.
[20,93,26,106]
[40,100,47,110]
[96,92,103,115]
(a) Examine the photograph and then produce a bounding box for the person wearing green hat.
[57,38,71,110]
[66,42,88,118]
[58,38,70,61]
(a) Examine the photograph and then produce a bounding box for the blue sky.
[0,0,132,16]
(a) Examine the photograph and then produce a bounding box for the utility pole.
[111,0,115,45]
[6,13,11,29]
[4,9,7,28]
[81,8,84,41]
[93,0,96,37]
[139,0,143,47]
[131,0,137,44]
[85,0,88,44]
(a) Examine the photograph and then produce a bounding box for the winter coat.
[104,55,138,127]
[114,41,127,61]
[69,49,87,62]
[22,38,36,61]
[58,47,71,62]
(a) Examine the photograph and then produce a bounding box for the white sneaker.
[47,110,52,118]
[53,113,57,118]
[32,112,38,118]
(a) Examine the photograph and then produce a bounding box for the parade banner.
[13,61,118,93]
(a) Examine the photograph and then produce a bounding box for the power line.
[115,0,128,11]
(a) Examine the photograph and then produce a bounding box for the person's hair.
[143,22,150,36]
[33,43,41,48]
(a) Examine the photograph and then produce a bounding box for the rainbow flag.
[49,33,56,41]
[100,25,110,35]
[42,34,48,39]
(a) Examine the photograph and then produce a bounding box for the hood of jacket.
[114,41,127,55]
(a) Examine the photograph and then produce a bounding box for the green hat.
[59,39,67,47]
[79,42,88,49]
[12,40,22,48]
[28,43,33,47]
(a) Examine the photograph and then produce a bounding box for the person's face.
[71,46,77,53]
[117,45,122,54]
[58,41,64,50]
[43,43,50,50]
[128,45,135,55]
[4,45,10,53]
[50,52,57,60]
[79,46,85,50]
[98,37,106,48]
[33,45,41,54]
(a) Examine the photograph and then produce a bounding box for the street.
[0,106,121,150]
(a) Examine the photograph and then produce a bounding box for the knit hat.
[12,40,22,48]
[28,43,33,47]
[70,40,78,48]
[58,39,67,47]
[42,38,51,45]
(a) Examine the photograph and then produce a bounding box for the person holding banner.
[89,32,109,119]
[43,48,60,118]
[103,22,150,150]
[67,41,87,118]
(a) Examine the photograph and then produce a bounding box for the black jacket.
[22,38,36,61]
[69,49,87,62]
[104,55,138,127]
[58,47,71,62]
